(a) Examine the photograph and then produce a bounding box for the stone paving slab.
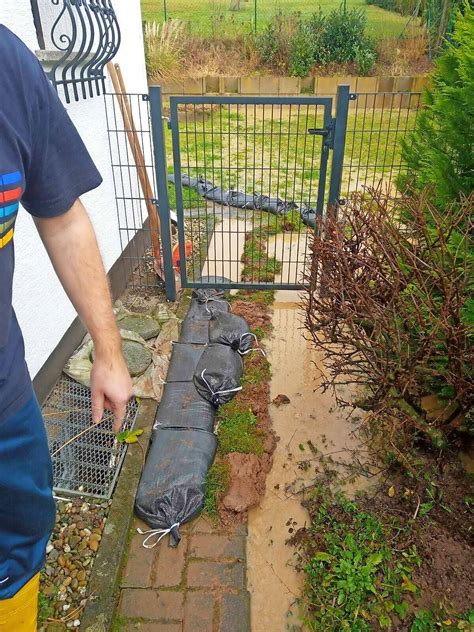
[116,515,251,631]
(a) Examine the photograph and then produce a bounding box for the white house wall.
[0,0,149,378]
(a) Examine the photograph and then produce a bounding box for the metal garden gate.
[149,85,353,300]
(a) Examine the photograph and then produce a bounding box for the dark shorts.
[0,394,56,599]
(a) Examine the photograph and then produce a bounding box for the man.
[0,25,133,630]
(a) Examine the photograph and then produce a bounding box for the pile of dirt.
[222,453,267,514]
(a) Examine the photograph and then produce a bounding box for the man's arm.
[34,199,133,432]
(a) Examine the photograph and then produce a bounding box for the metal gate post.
[327,84,353,218]
[149,86,177,302]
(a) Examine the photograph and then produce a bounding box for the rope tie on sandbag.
[200,369,242,406]
[238,332,266,357]
[137,523,180,548]
[0,577,9,585]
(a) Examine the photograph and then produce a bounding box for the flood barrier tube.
[187,296,230,320]
[153,382,215,433]
[180,281,231,344]
[166,343,206,382]
[135,427,217,547]
[179,318,210,345]
[193,343,244,407]
[300,205,318,229]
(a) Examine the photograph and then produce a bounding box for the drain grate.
[42,376,139,499]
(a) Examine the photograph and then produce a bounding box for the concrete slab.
[200,216,252,283]
[267,230,310,287]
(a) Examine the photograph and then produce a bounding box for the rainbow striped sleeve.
[0,171,22,249]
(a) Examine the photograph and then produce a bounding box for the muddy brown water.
[247,290,369,632]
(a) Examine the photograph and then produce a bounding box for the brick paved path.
[117,515,250,631]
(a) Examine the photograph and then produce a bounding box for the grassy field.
[164,101,420,211]
[142,0,414,40]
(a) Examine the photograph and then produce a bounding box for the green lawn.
[142,0,414,39]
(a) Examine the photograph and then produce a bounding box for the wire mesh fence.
[105,88,422,290]
[104,91,166,290]
[141,0,418,37]
[341,91,422,200]
[42,376,139,499]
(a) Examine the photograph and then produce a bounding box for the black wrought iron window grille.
[39,0,121,103]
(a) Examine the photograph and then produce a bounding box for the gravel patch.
[39,497,111,631]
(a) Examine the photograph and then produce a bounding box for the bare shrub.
[184,35,257,77]
[303,189,473,449]
[376,30,431,75]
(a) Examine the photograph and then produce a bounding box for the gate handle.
[308,128,329,136]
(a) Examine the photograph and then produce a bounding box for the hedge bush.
[255,5,377,77]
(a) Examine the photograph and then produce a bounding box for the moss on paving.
[241,231,282,283]
[230,289,276,305]
[204,458,231,523]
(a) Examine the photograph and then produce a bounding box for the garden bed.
[289,448,474,630]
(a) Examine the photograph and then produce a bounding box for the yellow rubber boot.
[0,573,39,632]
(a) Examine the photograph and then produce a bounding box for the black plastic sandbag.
[153,382,215,432]
[186,296,230,321]
[254,194,298,215]
[208,311,254,354]
[192,286,226,303]
[180,280,231,343]
[168,174,200,189]
[193,343,243,407]
[135,427,217,546]
[300,204,318,229]
[203,186,229,205]
[228,190,257,209]
[192,277,231,300]
[195,176,216,198]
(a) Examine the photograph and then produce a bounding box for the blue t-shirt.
[0,26,102,422]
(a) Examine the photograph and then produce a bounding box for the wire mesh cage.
[42,376,139,499]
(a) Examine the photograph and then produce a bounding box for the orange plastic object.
[0,573,39,632]
[172,242,193,273]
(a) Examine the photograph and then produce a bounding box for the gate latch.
[308,118,336,148]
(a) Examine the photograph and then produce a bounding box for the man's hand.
[34,199,134,432]
[91,347,133,433]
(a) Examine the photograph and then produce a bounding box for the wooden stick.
[107,62,164,279]
[51,419,106,457]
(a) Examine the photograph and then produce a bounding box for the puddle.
[247,292,370,631]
